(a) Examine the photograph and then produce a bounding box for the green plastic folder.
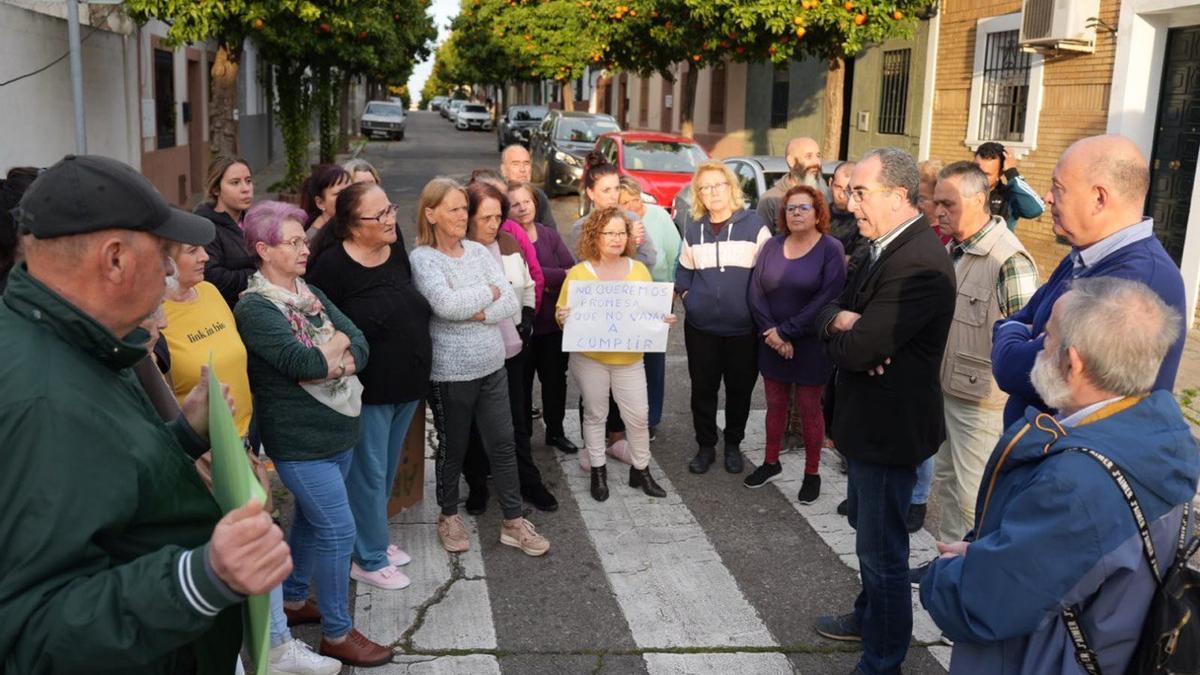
[208,355,270,675]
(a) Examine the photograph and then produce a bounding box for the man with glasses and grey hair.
[921,277,1197,675]
[812,147,956,674]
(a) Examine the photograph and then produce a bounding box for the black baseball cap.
[12,155,214,245]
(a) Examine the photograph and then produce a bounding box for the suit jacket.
[816,215,956,466]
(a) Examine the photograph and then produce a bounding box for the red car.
[583,131,709,216]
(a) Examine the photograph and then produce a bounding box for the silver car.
[359,101,406,141]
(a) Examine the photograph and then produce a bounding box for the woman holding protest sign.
[745,185,845,501]
[459,181,559,514]
[409,178,550,558]
[556,207,675,502]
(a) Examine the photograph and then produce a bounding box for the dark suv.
[530,111,620,196]
[496,105,548,152]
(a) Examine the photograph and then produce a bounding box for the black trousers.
[464,350,545,494]
[684,323,759,448]
[523,331,570,439]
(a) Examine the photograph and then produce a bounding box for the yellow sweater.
[556,258,652,366]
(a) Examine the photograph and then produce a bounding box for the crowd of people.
[0,129,1195,675]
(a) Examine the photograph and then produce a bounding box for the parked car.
[496,105,548,151]
[455,103,493,131]
[581,131,708,216]
[672,157,841,234]
[429,95,448,111]
[443,99,465,120]
[359,100,406,141]
[530,111,621,197]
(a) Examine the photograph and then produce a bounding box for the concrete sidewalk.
[1174,328,1200,438]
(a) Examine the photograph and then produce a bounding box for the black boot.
[688,446,716,474]
[522,483,559,512]
[590,465,609,502]
[629,466,667,498]
[546,434,578,454]
[724,443,744,474]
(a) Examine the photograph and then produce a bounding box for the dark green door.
[1148,25,1200,265]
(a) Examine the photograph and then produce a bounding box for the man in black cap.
[0,155,292,673]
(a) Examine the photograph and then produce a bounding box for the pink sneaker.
[386,544,411,567]
[607,440,633,465]
[350,562,411,590]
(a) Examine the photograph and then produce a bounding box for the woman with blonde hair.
[408,178,550,557]
[676,160,771,476]
[557,207,674,502]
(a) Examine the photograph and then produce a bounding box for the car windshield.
[463,104,487,113]
[555,118,620,142]
[621,141,706,173]
[365,103,404,117]
[512,107,547,122]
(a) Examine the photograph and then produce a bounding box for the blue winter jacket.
[920,391,1200,674]
[674,208,771,336]
[992,232,1187,426]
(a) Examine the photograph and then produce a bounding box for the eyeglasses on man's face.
[847,186,895,203]
[785,204,815,215]
[696,181,729,195]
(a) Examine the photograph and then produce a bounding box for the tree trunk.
[680,65,699,139]
[823,56,845,161]
[560,80,574,111]
[209,44,241,158]
[337,73,352,152]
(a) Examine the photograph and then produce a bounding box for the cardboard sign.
[562,280,674,353]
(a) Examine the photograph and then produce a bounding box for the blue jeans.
[644,351,666,428]
[269,585,290,648]
[911,455,934,505]
[275,448,355,639]
[846,457,917,675]
[348,401,419,571]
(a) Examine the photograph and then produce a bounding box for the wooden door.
[1147,25,1200,265]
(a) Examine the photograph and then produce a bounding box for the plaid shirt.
[950,220,1038,317]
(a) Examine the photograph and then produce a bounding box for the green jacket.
[0,265,243,674]
[234,285,368,462]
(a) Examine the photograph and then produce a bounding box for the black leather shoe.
[546,434,579,454]
[523,484,559,512]
[629,466,667,498]
[724,443,744,474]
[906,503,927,533]
[688,446,716,474]
[836,498,849,516]
[465,486,488,515]
[590,465,609,502]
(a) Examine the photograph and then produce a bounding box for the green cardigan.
[234,284,369,462]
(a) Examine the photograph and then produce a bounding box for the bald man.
[991,134,1187,426]
[500,144,558,229]
[757,136,833,232]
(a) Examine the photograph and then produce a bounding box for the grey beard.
[1030,350,1072,411]
[794,171,821,188]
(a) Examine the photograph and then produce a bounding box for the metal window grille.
[877,49,911,135]
[153,49,176,149]
[977,29,1031,142]
[770,67,789,129]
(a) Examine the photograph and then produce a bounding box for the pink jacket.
[500,219,545,312]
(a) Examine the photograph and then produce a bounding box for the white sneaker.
[269,639,341,675]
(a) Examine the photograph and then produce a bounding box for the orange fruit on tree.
[854,13,867,25]
[843,1,854,10]
[692,54,701,61]
[893,10,904,19]
[793,16,803,25]
[253,17,264,29]
[796,27,806,38]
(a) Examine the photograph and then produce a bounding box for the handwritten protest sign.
[563,280,674,353]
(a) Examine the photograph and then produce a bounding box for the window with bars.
[709,63,727,129]
[770,67,789,128]
[877,49,910,135]
[976,29,1031,142]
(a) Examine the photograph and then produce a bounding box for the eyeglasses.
[600,230,629,238]
[279,237,308,251]
[696,181,729,195]
[785,204,815,215]
[848,187,895,203]
[361,204,399,223]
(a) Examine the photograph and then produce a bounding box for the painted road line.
[733,409,950,671]
[643,652,793,674]
[558,416,781,669]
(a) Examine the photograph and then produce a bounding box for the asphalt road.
[293,111,950,675]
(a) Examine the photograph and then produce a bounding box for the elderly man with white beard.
[757,136,832,232]
[919,277,1199,675]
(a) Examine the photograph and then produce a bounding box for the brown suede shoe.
[283,599,321,627]
[319,628,394,667]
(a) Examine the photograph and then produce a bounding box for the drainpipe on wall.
[916,5,941,161]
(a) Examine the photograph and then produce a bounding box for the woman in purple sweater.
[745,185,846,503]
[508,180,580,455]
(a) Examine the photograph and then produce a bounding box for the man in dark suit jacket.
[813,147,956,675]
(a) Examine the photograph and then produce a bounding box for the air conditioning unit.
[1019,0,1099,53]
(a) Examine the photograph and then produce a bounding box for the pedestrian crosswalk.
[350,410,951,674]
